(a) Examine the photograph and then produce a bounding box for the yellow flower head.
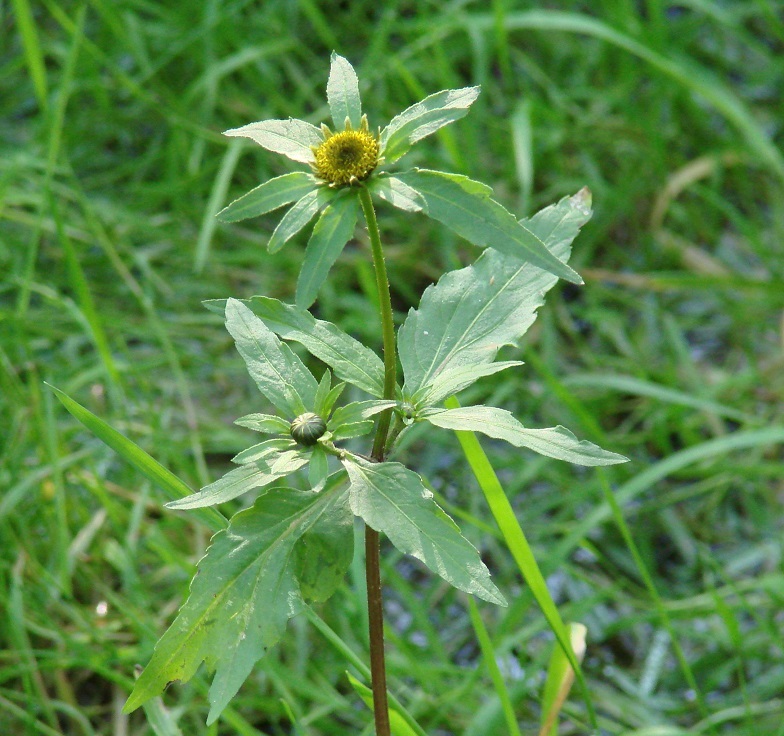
[313,116,379,186]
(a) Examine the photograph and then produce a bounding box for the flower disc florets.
[313,115,380,186]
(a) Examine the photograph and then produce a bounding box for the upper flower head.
[218,52,583,309]
[313,116,380,186]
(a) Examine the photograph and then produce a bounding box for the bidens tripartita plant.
[54,53,627,734]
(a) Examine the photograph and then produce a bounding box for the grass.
[2,1,784,734]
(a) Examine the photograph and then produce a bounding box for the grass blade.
[48,384,226,532]
[444,395,597,730]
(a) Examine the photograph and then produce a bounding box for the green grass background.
[2,1,784,734]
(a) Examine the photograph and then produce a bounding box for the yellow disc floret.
[313,115,380,186]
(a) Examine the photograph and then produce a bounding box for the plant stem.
[358,184,395,736]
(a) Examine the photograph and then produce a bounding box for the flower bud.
[290,412,327,446]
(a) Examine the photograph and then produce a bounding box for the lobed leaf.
[217,172,317,223]
[326,52,362,129]
[224,298,318,417]
[398,189,593,405]
[421,406,628,466]
[294,471,353,601]
[396,169,583,284]
[268,187,335,254]
[380,86,481,163]
[296,191,358,308]
[204,297,385,398]
[223,118,323,164]
[342,456,506,605]
[124,477,350,725]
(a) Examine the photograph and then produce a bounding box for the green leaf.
[398,190,592,405]
[204,297,385,398]
[231,437,294,464]
[422,406,628,466]
[268,187,334,254]
[327,52,362,129]
[329,400,397,441]
[124,477,349,725]
[47,384,225,532]
[166,446,308,509]
[225,298,318,417]
[380,86,480,163]
[317,379,346,418]
[296,192,358,308]
[342,456,506,605]
[294,471,353,601]
[307,445,330,489]
[423,361,524,407]
[223,118,323,164]
[396,169,583,284]
[217,172,317,223]
[234,413,291,434]
[367,175,426,212]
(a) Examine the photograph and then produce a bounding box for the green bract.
[220,52,583,308]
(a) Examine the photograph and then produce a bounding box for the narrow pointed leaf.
[399,190,592,405]
[422,406,628,466]
[342,456,506,605]
[307,446,330,489]
[48,384,225,532]
[367,175,426,212]
[124,478,349,724]
[328,400,398,441]
[217,172,316,223]
[396,169,582,283]
[204,297,385,397]
[327,52,362,129]
[223,118,323,164]
[232,438,295,465]
[268,188,334,254]
[225,298,318,416]
[234,413,291,434]
[380,86,480,163]
[166,448,308,509]
[296,192,358,308]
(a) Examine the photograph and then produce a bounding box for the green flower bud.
[290,412,327,446]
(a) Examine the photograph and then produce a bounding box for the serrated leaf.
[327,52,362,129]
[421,406,628,466]
[204,297,385,397]
[217,172,316,223]
[295,471,353,601]
[367,175,426,212]
[268,187,335,254]
[223,118,323,164]
[225,298,319,417]
[399,190,593,406]
[124,478,349,724]
[296,192,358,308]
[380,86,480,163]
[396,169,582,284]
[342,457,506,605]
[47,384,226,532]
[166,447,308,509]
[234,413,291,434]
